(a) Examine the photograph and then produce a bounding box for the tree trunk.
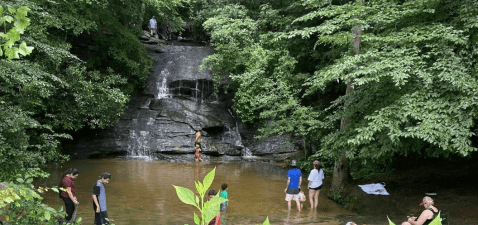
[330,6,362,193]
[139,2,145,26]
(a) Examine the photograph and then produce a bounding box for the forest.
[1,0,478,224]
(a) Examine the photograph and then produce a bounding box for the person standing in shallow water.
[195,143,203,162]
[92,172,111,225]
[285,160,302,211]
[195,129,203,162]
[308,160,324,209]
[59,168,79,222]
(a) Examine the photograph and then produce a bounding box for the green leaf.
[76,217,82,223]
[195,195,200,205]
[203,197,221,225]
[16,178,24,183]
[18,41,34,56]
[194,212,200,225]
[195,181,203,196]
[203,167,216,191]
[44,212,51,220]
[173,185,197,206]
[263,216,270,225]
[0,15,13,24]
[51,187,59,193]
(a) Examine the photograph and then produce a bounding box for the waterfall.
[126,119,153,160]
[195,79,198,102]
[157,77,171,99]
[227,109,254,158]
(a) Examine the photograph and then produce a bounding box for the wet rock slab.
[63,45,300,160]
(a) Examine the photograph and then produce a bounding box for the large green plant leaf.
[202,167,216,191]
[173,185,196,206]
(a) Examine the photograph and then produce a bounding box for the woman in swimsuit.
[401,196,439,225]
[195,143,203,163]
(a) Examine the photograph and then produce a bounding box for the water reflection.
[36,158,352,224]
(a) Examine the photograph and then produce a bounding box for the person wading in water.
[59,168,79,222]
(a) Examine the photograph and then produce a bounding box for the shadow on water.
[36,158,353,224]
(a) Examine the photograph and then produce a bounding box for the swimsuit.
[422,208,439,225]
[195,150,200,158]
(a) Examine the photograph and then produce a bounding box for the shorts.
[285,194,300,201]
[94,211,109,225]
[220,204,227,211]
[309,185,323,190]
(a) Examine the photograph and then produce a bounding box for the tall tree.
[196,0,478,189]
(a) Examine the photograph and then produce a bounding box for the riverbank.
[333,157,478,225]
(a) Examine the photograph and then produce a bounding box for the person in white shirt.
[149,16,157,36]
[307,160,324,209]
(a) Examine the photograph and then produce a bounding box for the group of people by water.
[285,159,325,212]
[285,159,441,225]
[56,128,440,225]
[59,168,111,224]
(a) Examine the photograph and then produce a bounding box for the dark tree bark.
[330,8,362,193]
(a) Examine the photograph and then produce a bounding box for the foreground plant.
[0,174,81,224]
[173,167,270,225]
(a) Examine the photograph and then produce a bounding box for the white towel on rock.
[358,183,390,195]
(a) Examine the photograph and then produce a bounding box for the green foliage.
[0,175,81,224]
[174,167,270,225]
[193,0,478,168]
[0,5,34,59]
[173,167,228,225]
[0,0,186,181]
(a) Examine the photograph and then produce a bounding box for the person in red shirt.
[59,168,79,222]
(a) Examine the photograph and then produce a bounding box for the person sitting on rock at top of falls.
[177,33,184,41]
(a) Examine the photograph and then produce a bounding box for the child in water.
[298,189,306,209]
[195,143,203,163]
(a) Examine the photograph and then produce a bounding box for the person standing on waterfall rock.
[195,143,203,163]
[195,129,203,162]
[195,128,202,144]
[285,160,302,211]
[149,16,157,36]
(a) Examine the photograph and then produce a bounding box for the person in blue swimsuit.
[401,196,439,225]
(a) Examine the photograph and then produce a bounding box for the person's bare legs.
[287,200,292,210]
[314,190,320,208]
[309,189,316,209]
[295,199,301,212]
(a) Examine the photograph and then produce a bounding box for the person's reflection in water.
[195,163,200,181]
[284,211,303,225]
[306,207,317,223]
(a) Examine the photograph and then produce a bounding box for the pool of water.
[36,158,353,224]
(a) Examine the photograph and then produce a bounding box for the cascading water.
[126,119,153,160]
[227,109,254,158]
[157,77,171,99]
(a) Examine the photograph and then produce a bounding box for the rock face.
[63,45,299,161]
